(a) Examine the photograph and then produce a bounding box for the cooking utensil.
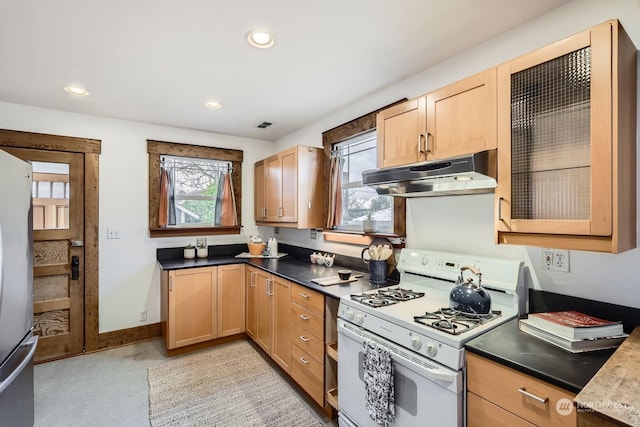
[448,265,491,314]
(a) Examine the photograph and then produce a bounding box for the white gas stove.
[339,248,524,370]
[337,249,524,427]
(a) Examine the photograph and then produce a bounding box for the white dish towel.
[363,339,395,426]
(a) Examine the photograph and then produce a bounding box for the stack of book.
[519,311,628,353]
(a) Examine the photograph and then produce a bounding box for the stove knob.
[426,342,437,357]
[411,336,422,350]
[422,256,429,265]
[354,313,364,325]
[345,309,355,321]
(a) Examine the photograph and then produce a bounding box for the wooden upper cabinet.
[495,19,637,253]
[254,145,324,229]
[254,160,266,221]
[376,97,427,167]
[376,69,497,168]
[279,147,298,222]
[265,154,283,222]
[426,68,497,159]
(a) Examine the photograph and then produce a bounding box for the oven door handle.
[422,365,456,382]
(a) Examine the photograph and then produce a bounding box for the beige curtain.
[159,166,169,227]
[220,172,238,226]
[326,155,343,228]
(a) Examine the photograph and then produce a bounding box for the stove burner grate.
[350,287,425,308]
[414,308,502,335]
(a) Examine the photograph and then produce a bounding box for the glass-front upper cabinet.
[496,20,637,253]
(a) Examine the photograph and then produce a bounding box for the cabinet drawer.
[291,304,323,339]
[291,323,324,362]
[467,391,535,427]
[291,283,324,316]
[467,353,576,427]
[291,344,324,405]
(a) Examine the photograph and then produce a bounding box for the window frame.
[147,140,243,237]
[322,100,407,243]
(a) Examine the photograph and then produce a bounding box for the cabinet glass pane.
[511,47,591,220]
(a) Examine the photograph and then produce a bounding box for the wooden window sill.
[149,226,242,238]
[323,230,405,247]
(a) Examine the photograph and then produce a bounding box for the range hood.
[362,150,497,197]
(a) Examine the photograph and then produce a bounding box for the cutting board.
[235,252,288,259]
[311,275,362,286]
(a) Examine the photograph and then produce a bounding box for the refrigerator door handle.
[0,336,38,395]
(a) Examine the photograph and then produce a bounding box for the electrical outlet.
[553,249,570,272]
[543,249,554,270]
[310,229,317,240]
[107,228,120,239]
[139,310,147,322]
[274,227,280,234]
[542,248,570,272]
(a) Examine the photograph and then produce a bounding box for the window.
[161,156,232,226]
[147,140,243,237]
[321,99,407,241]
[333,131,393,233]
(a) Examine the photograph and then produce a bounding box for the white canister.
[268,237,278,257]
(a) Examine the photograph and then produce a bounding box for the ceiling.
[0,0,570,141]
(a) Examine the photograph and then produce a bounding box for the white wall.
[0,101,276,332]
[273,0,640,309]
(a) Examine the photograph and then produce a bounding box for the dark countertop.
[157,253,393,300]
[465,318,615,394]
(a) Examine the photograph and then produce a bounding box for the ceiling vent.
[256,121,273,129]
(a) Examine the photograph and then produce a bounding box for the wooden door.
[376,97,427,168]
[245,266,258,339]
[271,276,291,372]
[279,147,297,222]
[168,267,217,349]
[4,147,84,362]
[217,264,245,337]
[255,270,272,352]
[426,68,497,160]
[264,154,282,222]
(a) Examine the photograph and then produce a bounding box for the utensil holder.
[368,260,388,285]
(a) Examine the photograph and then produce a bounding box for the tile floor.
[34,338,337,427]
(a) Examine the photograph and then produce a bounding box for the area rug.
[147,340,324,427]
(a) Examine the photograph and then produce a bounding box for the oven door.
[338,320,463,427]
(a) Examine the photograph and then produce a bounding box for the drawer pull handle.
[299,335,310,342]
[518,388,548,404]
[300,293,310,299]
[300,357,310,364]
[299,314,310,320]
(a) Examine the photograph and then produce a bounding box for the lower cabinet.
[245,269,328,407]
[245,265,292,372]
[290,283,325,406]
[161,264,246,350]
[467,352,576,427]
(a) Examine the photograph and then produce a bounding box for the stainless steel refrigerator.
[0,148,37,426]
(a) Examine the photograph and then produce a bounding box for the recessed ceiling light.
[63,85,90,96]
[204,100,223,109]
[246,30,275,49]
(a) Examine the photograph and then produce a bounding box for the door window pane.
[31,162,70,230]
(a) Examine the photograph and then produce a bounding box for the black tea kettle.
[448,265,491,315]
